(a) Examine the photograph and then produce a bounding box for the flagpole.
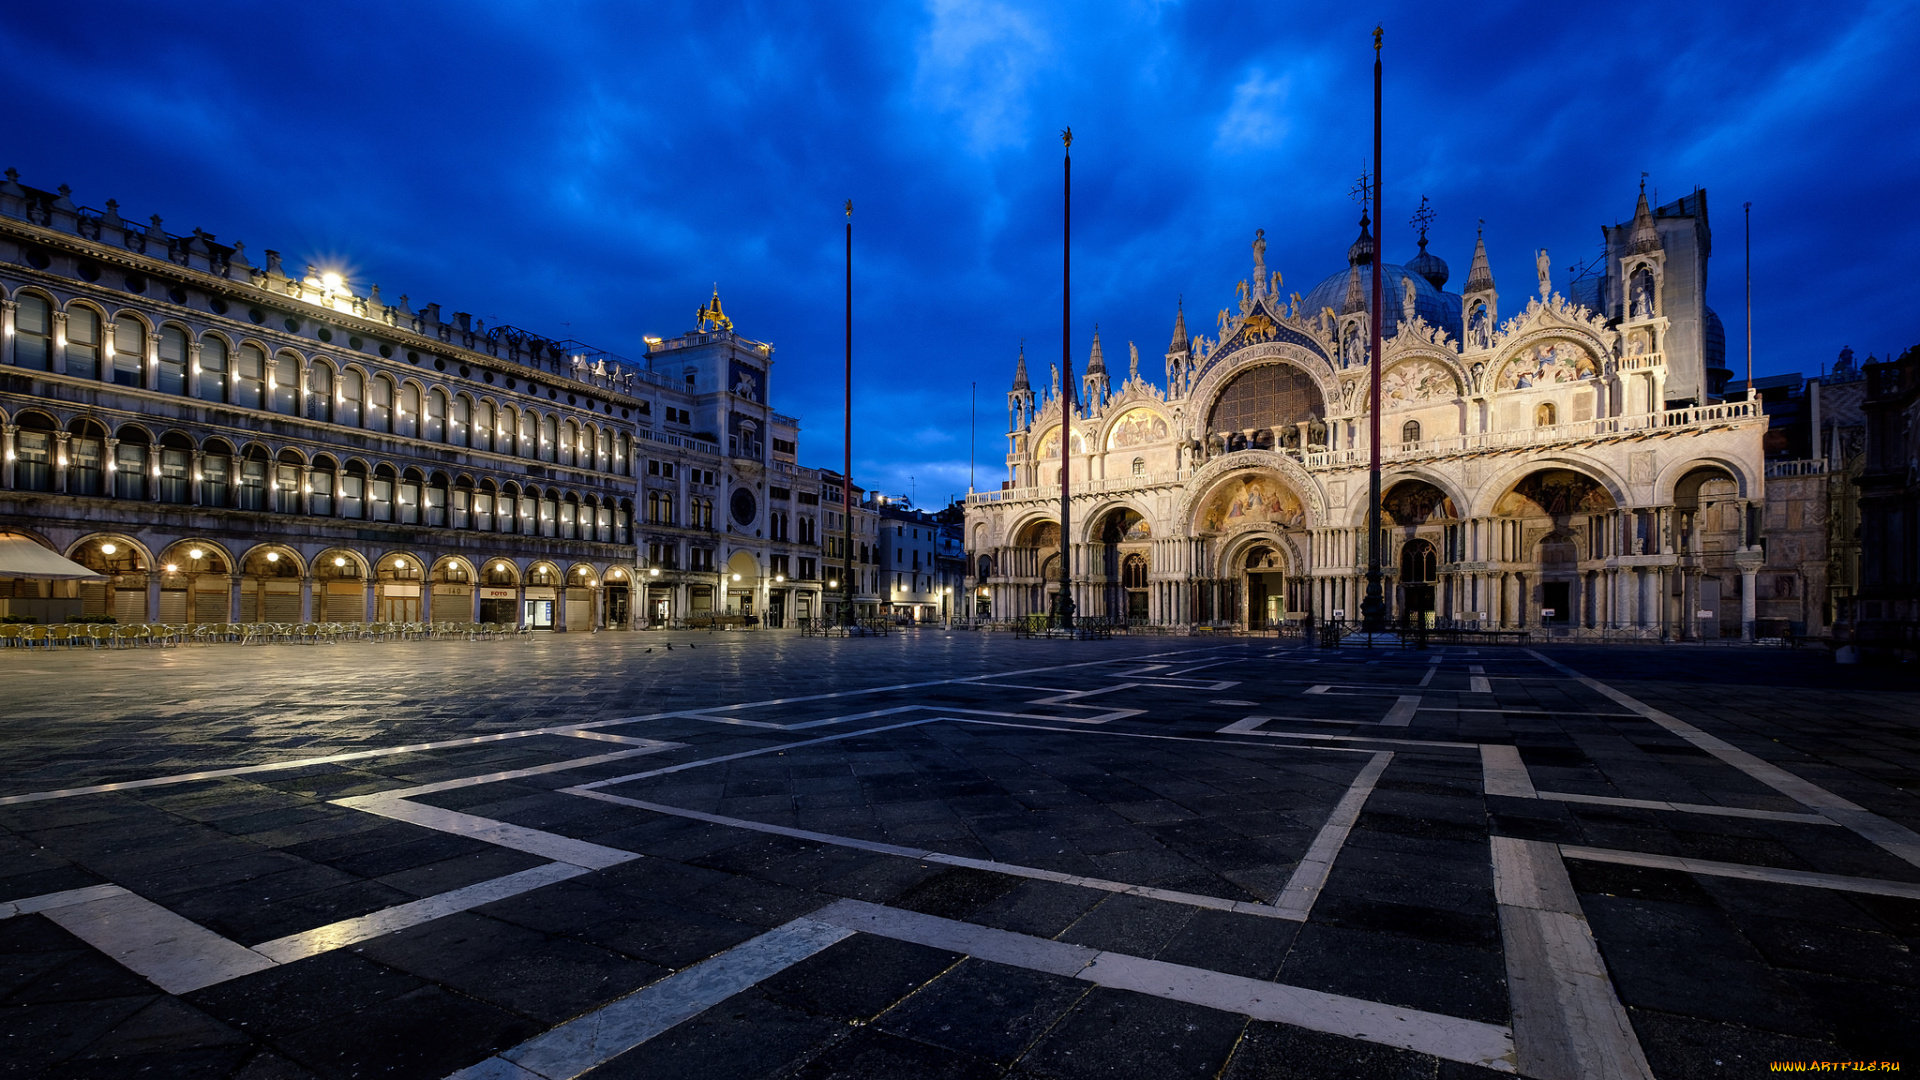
[1360,27,1387,634]
[1056,127,1075,631]
[842,200,854,627]
[1744,201,1754,395]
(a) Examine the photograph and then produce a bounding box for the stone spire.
[1465,226,1495,293]
[1082,326,1109,409]
[1086,326,1105,374]
[1169,300,1188,353]
[1629,177,1661,254]
[1011,343,1030,391]
[1342,264,1367,315]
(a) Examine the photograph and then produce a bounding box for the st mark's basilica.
[965,185,1774,638]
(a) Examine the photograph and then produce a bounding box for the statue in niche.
[1469,302,1492,350]
[1631,270,1656,318]
[1536,248,1552,299]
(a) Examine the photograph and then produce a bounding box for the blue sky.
[7,1,1917,503]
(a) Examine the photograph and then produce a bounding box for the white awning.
[0,533,107,581]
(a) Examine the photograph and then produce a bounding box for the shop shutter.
[263,582,302,623]
[565,589,592,631]
[113,589,149,624]
[157,590,189,623]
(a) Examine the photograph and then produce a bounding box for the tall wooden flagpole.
[842,199,855,627]
[1360,27,1387,633]
[1055,127,1075,630]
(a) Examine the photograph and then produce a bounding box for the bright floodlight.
[322,272,343,291]
[188,548,204,559]
[100,543,117,554]
[266,552,279,562]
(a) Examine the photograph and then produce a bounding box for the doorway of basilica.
[1244,545,1288,630]
[1400,538,1437,624]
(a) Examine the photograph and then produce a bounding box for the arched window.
[64,420,104,496]
[197,336,228,403]
[616,499,632,544]
[338,369,363,426]
[366,376,393,433]
[397,383,420,438]
[12,295,51,369]
[270,353,298,413]
[559,495,578,539]
[153,481,207,541]
[66,306,101,380]
[237,447,269,510]
[307,363,334,422]
[201,441,233,507]
[310,456,337,516]
[274,451,302,514]
[157,327,188,395]
[340,462,367,518]
[472,399,493,452]
[559,420,576,467]
[541,415,558,463]
[474,481,496,531]
[398,469,423,525]
[112,428,149,500]
[1402,420,1421,446]
[1535,402,1557,428]
[233,345,266,409]
[369,465,396,522]
[111,316,146,386]
[1131,457,1145,477]
[517,410,536,457]
[428,474,450,528]
[1122,553,1148,589]
[425,389,447,442]
[450,393,470,447]
[613,433,628,475]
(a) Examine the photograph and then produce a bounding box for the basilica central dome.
[1298,259,1464,344]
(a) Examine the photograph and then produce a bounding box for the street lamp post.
[1359,27,1388,636]
[1051,126,1076,631]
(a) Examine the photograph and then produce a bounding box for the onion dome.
[1406,234,1449,290]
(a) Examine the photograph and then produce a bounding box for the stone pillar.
[147,331,162,391]
[50,309,68,374]
[1,423,15,489]
[187,340,202,399]
[1740,563,1759,641]
[300,578,314,622]
[54,432,71,494]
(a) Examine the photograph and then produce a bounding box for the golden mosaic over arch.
[1493,469,1615,517]
[1033,426,1087,461]
[1105,408,1170,450]
[1196,472,1304,534]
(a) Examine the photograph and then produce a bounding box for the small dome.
[1704,306,1727,373]
[1300,260,1464,344]
[1406,239,1449,290]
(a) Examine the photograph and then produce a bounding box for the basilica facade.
[966,186,1773,638]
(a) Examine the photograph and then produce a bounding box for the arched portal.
[1088,506,1151,623]
[1383,480,1458,622]
[1489,468,1617,630]
[1243,544,1292,630]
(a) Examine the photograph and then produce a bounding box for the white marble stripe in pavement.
[0,883,125,919]
[253,862,590,963]
[1210,716,1480,750]
[37,886,277,994]
[1382,695,1422,726]
[362,744,680,801]
[571,716,944,790]
[1560,845,1920,899]
[1480,745,1538,798]
[1529,650,1920,869]
[1491,836,1654,1080]
[957,716,1382,753]
[810,899,1518,1073]
[565,786,1307,920]
[0,716,680,806]
[1271,751,1393,918]
[336,794,640,870]
[1481,743,1829,823]
[448,916,855,1080]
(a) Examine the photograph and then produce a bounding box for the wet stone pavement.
[0,631,1916,1079]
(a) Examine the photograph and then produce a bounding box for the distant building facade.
[968,186,1778,638]
[0,172,835,629]
[870,497,967,623]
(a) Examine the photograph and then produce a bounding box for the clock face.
[731,488,757,527]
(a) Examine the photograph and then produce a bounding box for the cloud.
[911,0,1054,155]
[1215,68,1292,151]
